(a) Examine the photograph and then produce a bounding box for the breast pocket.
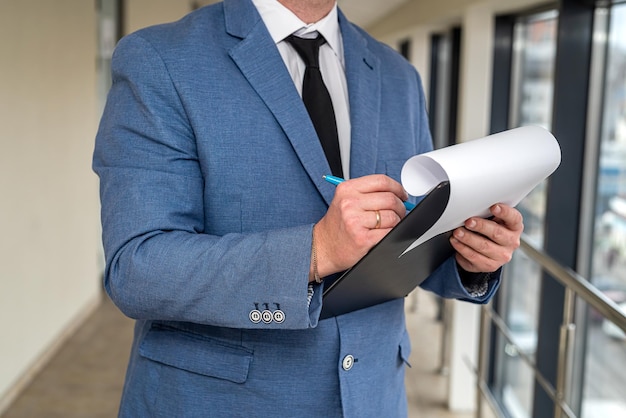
[139,324,253,384]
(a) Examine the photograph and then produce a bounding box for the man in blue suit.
[93,0,523,416]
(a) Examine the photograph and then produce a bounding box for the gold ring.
[374,210,381,229]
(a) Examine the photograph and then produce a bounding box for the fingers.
[464,204,523,247]
[451,230,505,273]
[490,204,524,232]
[315,175,410,275]
[335,175,409,219]
[449,204,524,273]
[346,174,409,201]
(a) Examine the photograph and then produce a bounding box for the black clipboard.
[320,181,454,319]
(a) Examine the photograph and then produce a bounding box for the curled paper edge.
[399,125,561,256]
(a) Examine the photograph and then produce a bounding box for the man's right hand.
[310,174,410,281]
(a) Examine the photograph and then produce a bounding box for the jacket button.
[261,310,273,324]
[342,355,354,371]
[273,309,285,323]
[249,310,262,323]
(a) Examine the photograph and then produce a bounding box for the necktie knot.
[286,34,326,69]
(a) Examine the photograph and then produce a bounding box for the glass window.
[582,4,626,416]
[510,11,558,247]
[492,11,558,418]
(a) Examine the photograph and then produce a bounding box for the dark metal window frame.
[428,27,461,149]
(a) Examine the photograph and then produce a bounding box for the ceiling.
[336,0,410,28]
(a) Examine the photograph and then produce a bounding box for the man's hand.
[450,204,524,273]
[312,175,409,279]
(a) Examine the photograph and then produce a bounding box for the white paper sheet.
[399,125,561,255]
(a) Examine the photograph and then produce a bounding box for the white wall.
[125,0,194,34]
[0,0,101,411]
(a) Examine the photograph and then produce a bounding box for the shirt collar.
[251,0,342,59]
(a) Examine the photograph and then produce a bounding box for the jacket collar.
[337,9,380,180]
[224,0,381,205]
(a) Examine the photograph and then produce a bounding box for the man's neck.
[277,0,335,24]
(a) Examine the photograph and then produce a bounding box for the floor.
[2,290,473,418]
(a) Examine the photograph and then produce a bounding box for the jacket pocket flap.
[139,325,253,384]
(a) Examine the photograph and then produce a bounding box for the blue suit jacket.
[93,1,499,416]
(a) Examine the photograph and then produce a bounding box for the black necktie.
[286,34,343,178]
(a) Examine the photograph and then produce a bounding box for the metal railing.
[474,235,626,418]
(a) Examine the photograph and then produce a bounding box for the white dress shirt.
[252,0,351,178]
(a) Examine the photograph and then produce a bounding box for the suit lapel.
[224,0,336,205]
[338,11,381,180]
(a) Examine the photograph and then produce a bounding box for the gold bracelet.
[312,232,322,284]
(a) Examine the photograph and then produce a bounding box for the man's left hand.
[450,204,524,273]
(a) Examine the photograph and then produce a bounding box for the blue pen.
[322,174,416,211]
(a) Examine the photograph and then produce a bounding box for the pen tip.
[322,175,327,179]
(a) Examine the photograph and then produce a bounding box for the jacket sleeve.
[93,33,323,330]
[421,257,501,303]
